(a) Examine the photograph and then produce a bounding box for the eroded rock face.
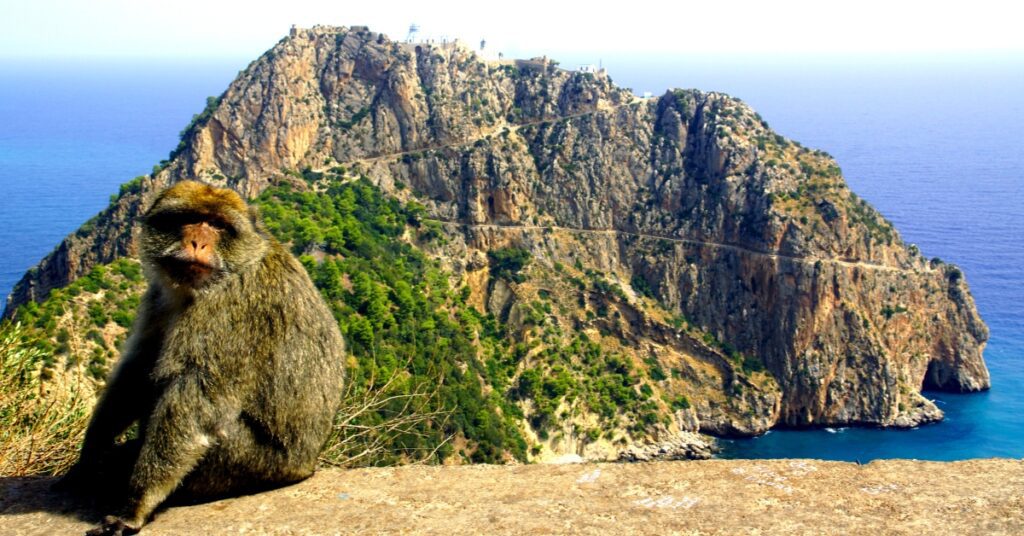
[617,432,717,462]
[5,25,988,436]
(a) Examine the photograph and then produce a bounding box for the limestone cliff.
[4,25,989,447]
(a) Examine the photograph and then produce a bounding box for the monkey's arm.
[119,374,241,527]
[75,293,163,470]
[78,350,156,461]
[59,335,160,496]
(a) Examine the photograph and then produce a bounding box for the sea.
[1,54,1021,461]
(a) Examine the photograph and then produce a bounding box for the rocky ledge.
[2,460,1021,535]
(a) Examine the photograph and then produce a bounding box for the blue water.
[0,59,242,303]
[1,55,1021,460]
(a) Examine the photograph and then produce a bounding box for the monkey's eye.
[206,217,229,230]
[205,217,237,236]
[146,212,194,232]
[147,211,235,235]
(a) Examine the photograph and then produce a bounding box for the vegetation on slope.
[0,321,91,476]
[4,171,772,475]
[2,176,533,473]
[255,177,528,465]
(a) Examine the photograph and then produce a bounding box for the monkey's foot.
[85,515,140,536]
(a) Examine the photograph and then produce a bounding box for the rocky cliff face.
[5,25,989,442]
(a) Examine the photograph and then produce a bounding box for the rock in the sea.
[617,433,717,462]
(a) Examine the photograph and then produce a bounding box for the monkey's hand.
[85,515,140,536]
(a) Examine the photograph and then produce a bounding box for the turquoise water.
[1,56,1021,460]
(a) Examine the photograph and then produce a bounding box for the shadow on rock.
[0,476,104,524]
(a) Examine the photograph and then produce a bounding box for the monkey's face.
[141,181,268,291]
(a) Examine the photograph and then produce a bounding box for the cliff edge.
[2,459,1022,535]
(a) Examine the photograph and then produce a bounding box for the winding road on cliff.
[320,98,926,276]
[432,220,919,274]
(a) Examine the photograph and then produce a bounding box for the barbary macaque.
[60,181,346,535]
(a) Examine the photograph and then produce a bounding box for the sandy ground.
[2,459,1022,535]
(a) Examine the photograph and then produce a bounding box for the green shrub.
[488,247,532,283]
[670,395,691,410]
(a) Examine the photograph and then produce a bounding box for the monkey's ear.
[248,206,270,235]
[142,187,170,218]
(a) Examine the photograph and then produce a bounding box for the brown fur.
[62,181,346,534]
[156,181,248,213]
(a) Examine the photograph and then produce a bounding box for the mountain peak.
[4,26,988,455]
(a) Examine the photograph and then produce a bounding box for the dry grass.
[0,319,450,476]
[0,322,90,477]
[320,368,452,468]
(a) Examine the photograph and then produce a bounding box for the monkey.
[58,181,346,535]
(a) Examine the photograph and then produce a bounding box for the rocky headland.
[2,25,990,463]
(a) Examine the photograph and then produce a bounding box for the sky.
[1,0,1023,61]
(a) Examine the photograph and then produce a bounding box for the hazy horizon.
[3,0,1023,61]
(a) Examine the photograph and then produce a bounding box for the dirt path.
[435,220,921,274]
[2,459,1021,535]
[315,97,922,277]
